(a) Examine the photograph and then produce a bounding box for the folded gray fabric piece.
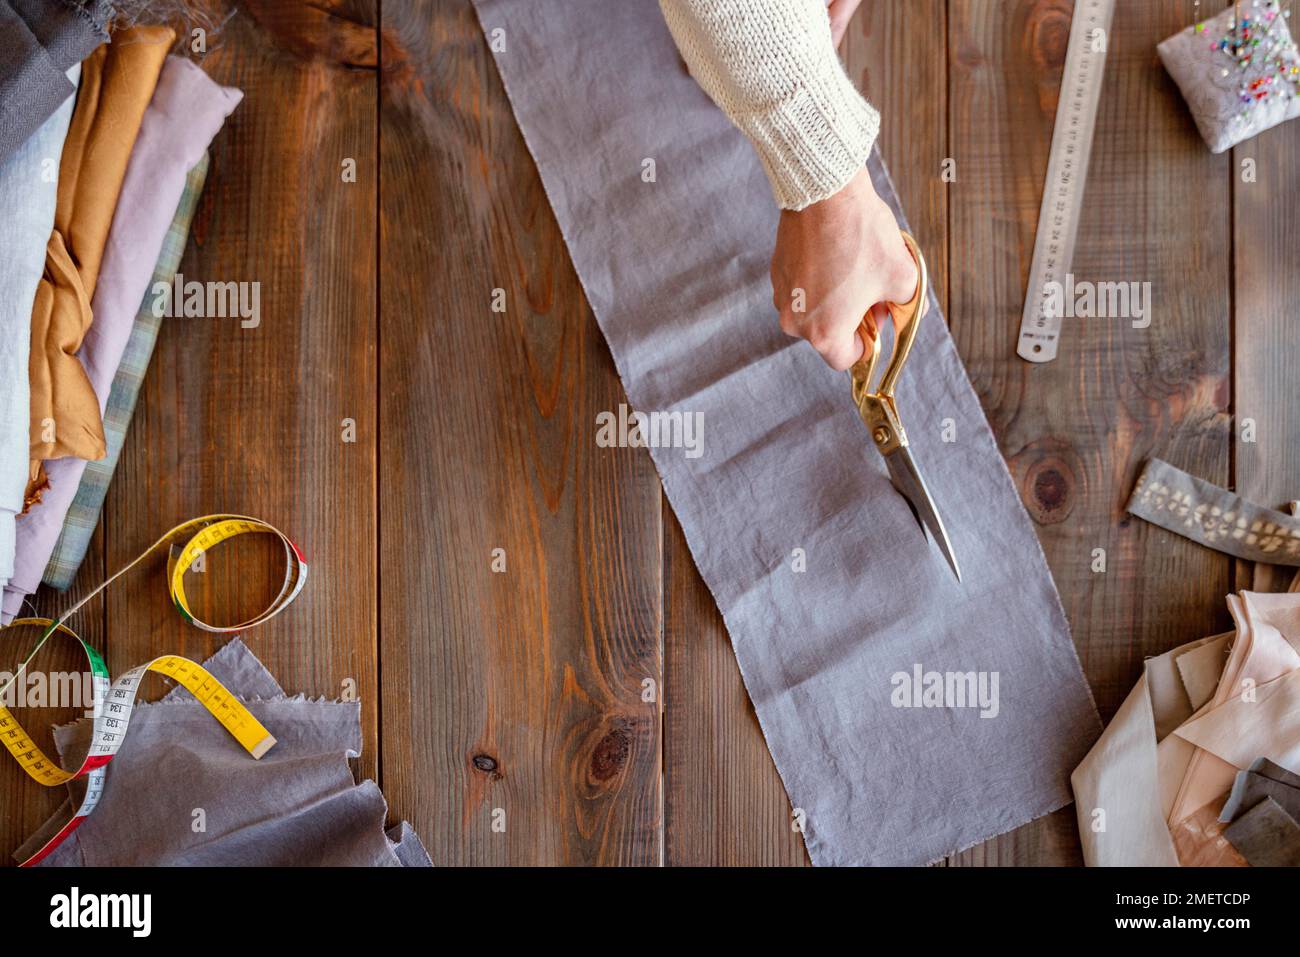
[0,0,111,164]
[1128,458,1300,566]
[473,0,1101,865]
[1223,797,1300,867]
[1220,757,1300,823]
[21,640,431,867]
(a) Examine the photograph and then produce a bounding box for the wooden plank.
[104,0,380,787]
[1234,113,1300,594]
[848,0,951,319]
[663,513,806,866]
[661,0,948,866]
[377,0,662,865]
[947,0,1232,864]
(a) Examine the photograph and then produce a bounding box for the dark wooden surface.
[2,0,1297,866]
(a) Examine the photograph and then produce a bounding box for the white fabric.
[0,65,77,592]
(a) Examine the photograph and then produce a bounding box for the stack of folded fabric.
[17,639,431,866]
[0,0,112,598]
[0,2,243,622]
[1072,461,1300,866]
[1072,589,1300,866]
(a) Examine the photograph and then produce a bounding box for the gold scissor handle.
[850,231,928,454]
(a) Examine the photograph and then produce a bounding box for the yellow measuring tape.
[0,515,306,866]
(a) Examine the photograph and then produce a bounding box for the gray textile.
[20,640,431,867]
[1128,458,1300,566]
[1217,759,1300,867]
[0,0,111,164]
[473,0,1100,865]
[1220,757,1300,823]
[1223,797,1300,867]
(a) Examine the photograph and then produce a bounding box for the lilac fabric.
[3,57,241,622]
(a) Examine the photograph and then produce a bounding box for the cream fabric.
[1073,588,1300,866]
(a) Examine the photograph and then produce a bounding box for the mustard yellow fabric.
[26,25,173,505]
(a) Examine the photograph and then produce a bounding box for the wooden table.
[3,0,1297,866]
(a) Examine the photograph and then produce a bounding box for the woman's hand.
[770,166,918,371]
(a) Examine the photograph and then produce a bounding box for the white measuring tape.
[1016,0,1115,363]
[0,515,306,866]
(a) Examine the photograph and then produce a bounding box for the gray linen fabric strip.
[20,640,431,867]
[472,0,1101,865]
[0,0,111,164]
[1128,458,1300,566]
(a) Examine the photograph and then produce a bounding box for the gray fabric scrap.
[471,0,1101,865]
[21,640,430,867]
[1223,796,1300,867]
[0,0,111,164]
[1220,757,1300,824]
[1128,458,1300,566]
[159,637,286,703]
[386,821,434,868]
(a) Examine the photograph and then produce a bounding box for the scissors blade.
[884,446,962,582]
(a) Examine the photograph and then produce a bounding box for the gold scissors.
[850,231,961,582]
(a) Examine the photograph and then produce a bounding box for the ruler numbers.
[1016,0,1114,362]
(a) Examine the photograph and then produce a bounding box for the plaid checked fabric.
[43,152,209,590]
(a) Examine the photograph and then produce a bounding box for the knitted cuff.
[735,58,880,211]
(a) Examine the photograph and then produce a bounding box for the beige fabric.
[1073,588,1300,866]
[1166,591,1300,825]
[1071,633,1228,866]
[658,0,879,210]
[1169,796,1247,867]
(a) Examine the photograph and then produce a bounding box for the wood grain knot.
[242,0,378,68]
[1027,0,1071,73]
[1036,468,1068,509]
[471,753,500,776]
[589,722,631,783]
[1010,439,1080,526]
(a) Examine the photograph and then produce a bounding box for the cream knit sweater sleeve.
[659,0,880,210]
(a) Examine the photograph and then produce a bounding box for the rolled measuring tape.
[0,515,307,867]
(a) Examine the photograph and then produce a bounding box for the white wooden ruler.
[1016,0,1115,363]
